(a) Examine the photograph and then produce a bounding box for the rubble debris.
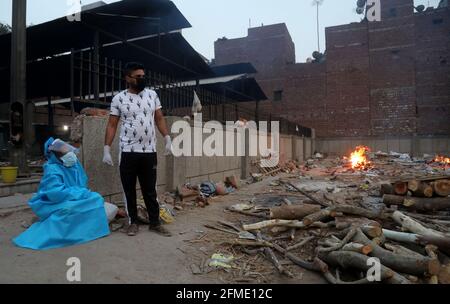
[209,253,234,269]
[200,148,450,284]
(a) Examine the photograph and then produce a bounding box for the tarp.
[12,138,110,250]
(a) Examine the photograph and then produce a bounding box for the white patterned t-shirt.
[110,89,162,153]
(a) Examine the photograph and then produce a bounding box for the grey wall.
[316,136,450,157]
[78,116,314,196]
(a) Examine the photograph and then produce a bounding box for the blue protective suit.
[13,138,110,250]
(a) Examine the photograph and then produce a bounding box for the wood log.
[403,197,450,212]
[353,229,441,276]
[270,204,321,220]
[271,242,320,272]
[315,259,373,285]
[391,211,449,239]
[318,251,411,284]
[380,183,395,195]
[283,182,331,207]
[243,219,306,231]
[408,180,421,192]
[383,229,450,256]
[227,208,269,219]
[303,208,333,226]
[286,236,315,252]
[384,243,426,259]
[263,247,294,277]
[318,228,357,253]
[411,182,434,198]
[383,194,405,206]
[432,180,450,197]
[394,182,408,196]
[331,205,389,220]
[438,264,450,284]
[222,239,273,248]
[341,242,373,255]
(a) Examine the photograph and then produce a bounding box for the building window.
[389,8,397,17]
[273,90,283,102]
[433,18,443,25]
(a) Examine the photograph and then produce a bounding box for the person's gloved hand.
[164,135,173,156]
[103,145,114,166]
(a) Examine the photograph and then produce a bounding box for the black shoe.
[149,224,172,237]
[127,224,139,236]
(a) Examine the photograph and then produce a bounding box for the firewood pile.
[203,152,450,284]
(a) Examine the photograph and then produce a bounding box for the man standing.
[103,62,172,237]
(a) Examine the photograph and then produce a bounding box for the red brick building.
[213,0,450,139]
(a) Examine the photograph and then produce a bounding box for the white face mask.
[60,152,78,167]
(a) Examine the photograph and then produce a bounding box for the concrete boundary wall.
[316,136,450,157]
[80,116,314,196]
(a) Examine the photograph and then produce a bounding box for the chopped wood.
[303,208,333,226]
[394,182,408,196]
[243,219,306,231]
[318,227,357,253]
[226,208,269,219]
[408,180,421,192]
[380,183,395,195]
[263,248,294,277]
[391,211,449,239]
[431,180,450,197]
[403,197,450,212]
[353,229,441,276]
[382,229,450,255]
[270,242,319,272]
[361,225,383,239]
[318,251,411,284]
[286,236,315,252]
[222,239,274,248]
[282,181,331,207]
[384,243,426,259]
[270,204,321,220]
[331,205,389,220]
[411,182,434,198]
[341,242,373,255]
[383,194,405,206]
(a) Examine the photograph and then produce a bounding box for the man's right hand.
[103,145,114,166]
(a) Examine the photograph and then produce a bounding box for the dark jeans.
[120,152,160,226]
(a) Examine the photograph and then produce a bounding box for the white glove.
[164,135,173,156]
[103,145,114,166]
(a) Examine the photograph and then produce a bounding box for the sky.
[0,0,441,63]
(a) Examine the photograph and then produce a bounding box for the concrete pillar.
[165,116,187,191]
[311,128,316,156]
[241,129,250,179]
[9,0,28,174]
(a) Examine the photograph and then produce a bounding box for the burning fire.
[349,146,372,170]
[434,155,450,165]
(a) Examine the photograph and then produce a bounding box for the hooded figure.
[13,138,110,250]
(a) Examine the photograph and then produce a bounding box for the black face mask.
[131,78,147,92]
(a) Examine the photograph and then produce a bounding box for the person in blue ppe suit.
[13,138,110,250]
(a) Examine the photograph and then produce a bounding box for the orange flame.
[350,146,371,170]
[434,155,450,164]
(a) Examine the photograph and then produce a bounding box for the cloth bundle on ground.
[13,138,110,250]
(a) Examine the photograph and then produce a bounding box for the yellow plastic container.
[0,167,18,184]
[159,206,175,224]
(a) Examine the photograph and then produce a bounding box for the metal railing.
[70,49,312,137]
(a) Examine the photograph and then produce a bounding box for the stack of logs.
[222,180,450,284]
[382,176,450,212]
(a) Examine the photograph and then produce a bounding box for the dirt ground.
[0,176,325,284]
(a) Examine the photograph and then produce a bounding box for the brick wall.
[213,0,450,138]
